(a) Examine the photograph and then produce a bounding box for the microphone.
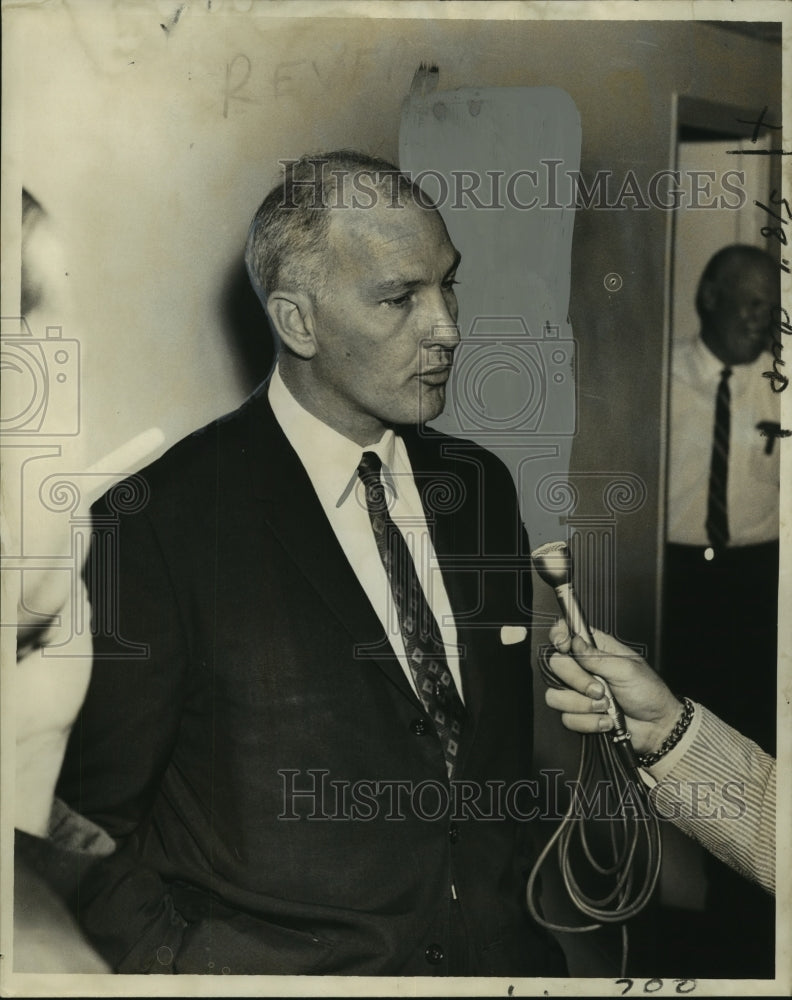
[526,540,661,945]
[531,540,637,762]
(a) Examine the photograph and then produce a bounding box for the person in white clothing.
[663,244,779,755]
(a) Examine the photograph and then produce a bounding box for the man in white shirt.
[55,151,566,977]
[664,244,780,755]
[661,243,779,978]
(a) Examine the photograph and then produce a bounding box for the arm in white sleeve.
[644,704,775,894]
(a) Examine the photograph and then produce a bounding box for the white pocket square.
[500,626,528,645]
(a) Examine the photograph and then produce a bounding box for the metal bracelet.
[637,697,695,767]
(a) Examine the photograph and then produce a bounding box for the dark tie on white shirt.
[705,366,732,550]
[357,450,465,780]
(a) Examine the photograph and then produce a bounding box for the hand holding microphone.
[528,542,664,933]
[532,540,684,760]
[546,622,684,758]
[531,540,634,747]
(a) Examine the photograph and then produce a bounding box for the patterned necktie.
[705,366,732,549]
[357,451,465,779]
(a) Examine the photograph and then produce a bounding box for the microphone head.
[531,540,573,588]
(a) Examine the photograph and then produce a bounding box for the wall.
[5,10,780,467]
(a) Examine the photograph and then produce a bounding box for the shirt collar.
[691,336,730,381]
[693,336,771,384]
[268,363,404,509]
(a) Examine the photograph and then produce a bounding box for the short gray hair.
[244,150,426,307]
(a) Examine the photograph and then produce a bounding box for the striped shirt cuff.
[642,705,775,894]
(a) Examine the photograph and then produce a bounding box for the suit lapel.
[243,389,491,755]
[243,390,419,708]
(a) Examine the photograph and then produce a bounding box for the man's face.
[303,194,461,445]
[702,258,779,366]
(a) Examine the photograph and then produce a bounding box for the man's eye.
[384,293,412,307]
[443,279,460,292]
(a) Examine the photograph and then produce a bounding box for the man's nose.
[427,321,461,351]
[425,296,461,349]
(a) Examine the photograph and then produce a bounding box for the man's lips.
[417,366,452,385]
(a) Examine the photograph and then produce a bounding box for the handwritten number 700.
[615,980,696,995]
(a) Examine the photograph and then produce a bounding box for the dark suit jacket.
[57,384,565,976]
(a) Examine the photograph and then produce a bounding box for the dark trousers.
[661,541,778,755]
[656,540,777,979]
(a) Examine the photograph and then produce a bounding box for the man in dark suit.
[57,151,566,976]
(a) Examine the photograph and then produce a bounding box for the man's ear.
[267,291,317,359]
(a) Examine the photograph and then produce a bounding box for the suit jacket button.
[449,823,459,844]
[425,943,444,964]
[410,718,428,735]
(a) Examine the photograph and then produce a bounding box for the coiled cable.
[526,646,663,976]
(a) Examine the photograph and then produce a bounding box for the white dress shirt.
[268,365,463,701]
[666,338,780,546]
